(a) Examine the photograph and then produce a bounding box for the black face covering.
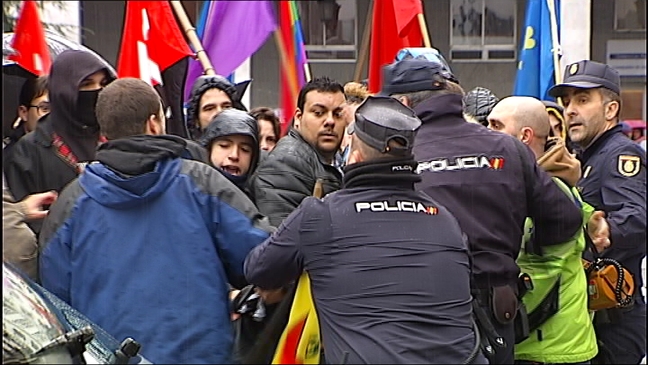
[76,89,101,132]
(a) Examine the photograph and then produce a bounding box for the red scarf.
[52,132,107,174]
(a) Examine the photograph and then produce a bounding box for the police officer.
[244,96,487,364]
[549,60,646,364]
[380,58,584,364]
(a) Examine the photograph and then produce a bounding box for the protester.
[4,76,49,151]
[549,60,646,364]
[488,96,600,364]
[38,78,273,364]
[336,81,371,167]
[3,50,115,224]
[2,175,57,281]
[381,58,583,364]
[463,86,499,127]
[201,109,260,197]
[250,77,346,226]
[250,107,281,153]
[186,74,247,141]
[245,96,487,364]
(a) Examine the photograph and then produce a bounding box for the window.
[299,0,357,62]
[450,0,517,61]
[615,0,646,31]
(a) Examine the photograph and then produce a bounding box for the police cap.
[548,60,620,97]
[349,96,422,155]
[380,59,446,96]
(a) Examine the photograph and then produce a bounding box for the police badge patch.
[618,155,641,177]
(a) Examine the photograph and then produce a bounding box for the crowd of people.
[2,46,646,365]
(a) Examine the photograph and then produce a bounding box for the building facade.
[73,0,645,120]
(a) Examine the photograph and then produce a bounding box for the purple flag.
[184,1,277,101]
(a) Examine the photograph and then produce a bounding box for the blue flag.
[513,0,560,101]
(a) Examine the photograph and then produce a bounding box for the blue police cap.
[380,59,446,96]
[548,60,621,97]
[348,96,421,155]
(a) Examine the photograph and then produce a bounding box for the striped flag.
[278,0,309,135]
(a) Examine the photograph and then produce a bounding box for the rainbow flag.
[279,0,309,135]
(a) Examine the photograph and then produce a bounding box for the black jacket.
[250,129,342,227]
[412,94,582,287]
[245,157,487,364]
[577,125,646,291]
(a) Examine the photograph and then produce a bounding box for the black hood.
[48,50,116,135]
[96,135,187,176]
[200,109,260,179]
[186,75,250,140]
[47,50,116,161]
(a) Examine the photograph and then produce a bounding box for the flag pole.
[546,0,562,84]
[169,0,216,75]
[417,13,432,48]
[354,0,373,82]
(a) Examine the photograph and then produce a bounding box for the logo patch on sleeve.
[618,155,641,177]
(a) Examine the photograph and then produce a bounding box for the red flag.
[117,1,192,85]
[9,0,52,76]
[368,0,424,94]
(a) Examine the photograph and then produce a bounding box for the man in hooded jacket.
[3,50,115,228]
[186,75,248,141]
[38,78,273,364]
[201,109,260,198]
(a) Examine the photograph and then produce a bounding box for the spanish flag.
[272,273,321,364]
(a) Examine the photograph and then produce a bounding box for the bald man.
[487,96,550,159]
[487,96,606,364]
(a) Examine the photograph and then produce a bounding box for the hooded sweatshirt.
[38,134,272,364]
[186,75,248,141]
[47,50,115,162]
[201,109,260,195]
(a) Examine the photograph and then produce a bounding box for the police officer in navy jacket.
[380,58,583,364]
[549,60,646,364]
[245,96,487,364]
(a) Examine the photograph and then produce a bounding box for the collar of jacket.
[96,135,187,176]
[343,156,421,189]
[538,137,582,187]
[288,128,337,167]
[579,124,622,164]
[413,93,464,124]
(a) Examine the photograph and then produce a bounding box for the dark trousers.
[593,302,646,364]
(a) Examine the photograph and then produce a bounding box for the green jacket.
[515,177,598,363]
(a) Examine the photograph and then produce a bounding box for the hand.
[21,191,58,221]
[587,210,610,253]
[255,287,287,305]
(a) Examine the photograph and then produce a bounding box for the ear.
[397,96,410,107]
[346,148,363,165]
[293,108,303,130]
[146,114,162,136]
[17,105,28,122]
[519,127,534,144]
[605,100,620,121]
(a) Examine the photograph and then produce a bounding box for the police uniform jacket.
[245,157,487,364]
[578,124,646,292]
[412,94,583,287]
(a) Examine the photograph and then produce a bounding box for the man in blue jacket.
[245,96,487,364]
[549,60,646,364]
[380,58,583,364]
[38,78,273,364]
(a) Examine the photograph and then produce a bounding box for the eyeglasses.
[29,102,50,115]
